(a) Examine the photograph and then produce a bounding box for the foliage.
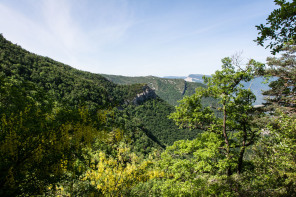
[2,1,296,193]
[0,34,197,149]
[250,3,296,196]
[170,57,265,175]
[261,42,296,114]
[81,145,162,196]
[102,74,206,106]
[255,0,296,54]
[241,113,296,196]
[43,142,163,196]
[250,42,296,197]
[131,134,246,197]
[0,77,110,196]
[124,98,202,146]
[0,34,168,195]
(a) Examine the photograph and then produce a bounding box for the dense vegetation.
[0,36,165,195]
[106,72,271,106]
[0,33,203,195]
[102,74,205,106]
[0,1,295,196]
[0,34,202,148]
[256,0,296,54]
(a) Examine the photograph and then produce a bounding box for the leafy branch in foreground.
[255,0,296,54]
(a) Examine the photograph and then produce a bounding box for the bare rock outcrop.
[132,85,157,105]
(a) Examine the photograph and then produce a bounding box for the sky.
[0,0,277,77]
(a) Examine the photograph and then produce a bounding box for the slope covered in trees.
[102,74,205,106]
[0,34,205,195]
[1,1,295,195]
[0,34,201,146]
[0,34,166,195]
[0,34,148,110]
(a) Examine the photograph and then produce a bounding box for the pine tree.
[262,43,296,114]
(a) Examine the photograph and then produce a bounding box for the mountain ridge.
[0,34,202,146]
[164,74,271,105]
[102,73,206,106]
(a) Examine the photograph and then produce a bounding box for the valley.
[0,1,295,194]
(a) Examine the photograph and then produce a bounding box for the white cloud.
[0,0,134,72]
[0,0,275,76]
[41,0,83,50]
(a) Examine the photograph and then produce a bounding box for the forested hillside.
[0,1,295,196]
[0,34,203,146]
[102,74,205,106]
[0,34,146,109]
[0,34,207,195]
[104,72,271,106]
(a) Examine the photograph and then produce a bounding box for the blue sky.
[0,0,277,76]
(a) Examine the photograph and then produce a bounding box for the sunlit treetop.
[256,0,296,54]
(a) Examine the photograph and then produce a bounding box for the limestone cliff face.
[132,85,157,105]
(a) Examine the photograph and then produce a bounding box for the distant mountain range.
[164,74,272,106]
[164,74,209,83]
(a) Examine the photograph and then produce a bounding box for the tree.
[250,3,296,195]
[56,144,163,196]
[169,57,264,176]
[0,76,108,196]
[250,113,296,196]
[255,0,296,54]
[262,43,296,114]
[255,0,296,112]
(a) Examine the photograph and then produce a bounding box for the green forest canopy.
[0,1,296,195]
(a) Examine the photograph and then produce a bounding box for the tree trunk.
[237,124,247,174]
[222,103,231,176]
[237,146,245,174]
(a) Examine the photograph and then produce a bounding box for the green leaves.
[169,89,216,130]
[255,0,296,54]
[0,76,114,196]
[250,113,296,195]
[170,56,263,176]
[261,43,296,114]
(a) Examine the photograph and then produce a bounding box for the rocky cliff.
[131,85,157,105]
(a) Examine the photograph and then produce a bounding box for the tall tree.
[249,1,296,195]
[255,0,296,112]
[169,57,264,175]
[262,43,296,114]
